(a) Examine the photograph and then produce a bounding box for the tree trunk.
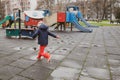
[102,0,107,19]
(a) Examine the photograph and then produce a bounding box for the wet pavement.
[0,27,120,80]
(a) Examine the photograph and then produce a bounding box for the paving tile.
[60,59,82,69]
[0,65,23,80]
[10,58,36,69]
[50,66,80,80]
[86,67,110,80]
[20,66,52,80]
[10,75,31,80]
[79,76,97,80]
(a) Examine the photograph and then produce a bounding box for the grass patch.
[1,20,120,28]
[80,20,120,27]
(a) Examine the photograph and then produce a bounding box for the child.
[32,21,59,62]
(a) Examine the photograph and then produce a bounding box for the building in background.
[2,0,37,16]
[0,0,5,19]
[29,0,37,10]
[1,0,118,20]
[4,0,11,15]
[0,0,2,20]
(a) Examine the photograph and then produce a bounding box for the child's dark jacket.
[32,23,57,46]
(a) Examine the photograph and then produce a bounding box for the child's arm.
[48,31,59,38]
[32,29,39,39]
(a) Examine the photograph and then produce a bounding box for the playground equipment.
[66,12,92,32]
[0,15,14,28]
[5,9,50,38]
[44,7,93,32]
[4,5,95,39]
[24,11,44,28]
[6,9,34,38]
[67,6,98,27]
[24,10,50,28]
[6,8,22,38]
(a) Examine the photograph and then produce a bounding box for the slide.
[77,11,98,27]
[70,13,92,32]
[0,16,11,25]
[7,20,14,27]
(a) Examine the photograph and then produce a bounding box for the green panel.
[0,16,11,25]
[6,29,20,37]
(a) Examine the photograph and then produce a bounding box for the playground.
[0,6,120,80]
[1,5,120,39]
[0,6,99,39]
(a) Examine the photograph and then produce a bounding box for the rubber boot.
[37,46,45,60]
[43,53,51,62]
[37,52,43,60]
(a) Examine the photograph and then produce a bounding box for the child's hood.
[39,23,48,30]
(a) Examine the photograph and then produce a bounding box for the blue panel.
[21,29,35,37]
[77,11,82,18]
[66,12,70,22]
[25,16,29,22]
[69,12,92,32]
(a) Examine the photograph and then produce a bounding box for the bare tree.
[101,0,107,19]
[86,0,117,20]
[56,0,64,11]
[36,0,119,21]
[36,0,55,11]
[56,0,72,11]
[114,0,120,19]
[0,0,5,20]
[94,1,102,19]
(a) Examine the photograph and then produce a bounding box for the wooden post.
[18,9,21,39]
[13,10,16,28]
[60,23,62,31]
[64,22,66,31]
[71,23,73,31]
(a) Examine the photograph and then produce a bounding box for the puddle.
[92,44,102,47]
[62,48,67,51]
[66,38,70,39]
[27,47,38,51]
[71,41,75,43]
[61,40,64,42]
[57,42,60,44]
[13,47,23,50]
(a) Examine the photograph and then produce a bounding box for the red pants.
[37,46,50,59]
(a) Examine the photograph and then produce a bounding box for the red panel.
[24,15,43,27]
[57,12,66,22]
